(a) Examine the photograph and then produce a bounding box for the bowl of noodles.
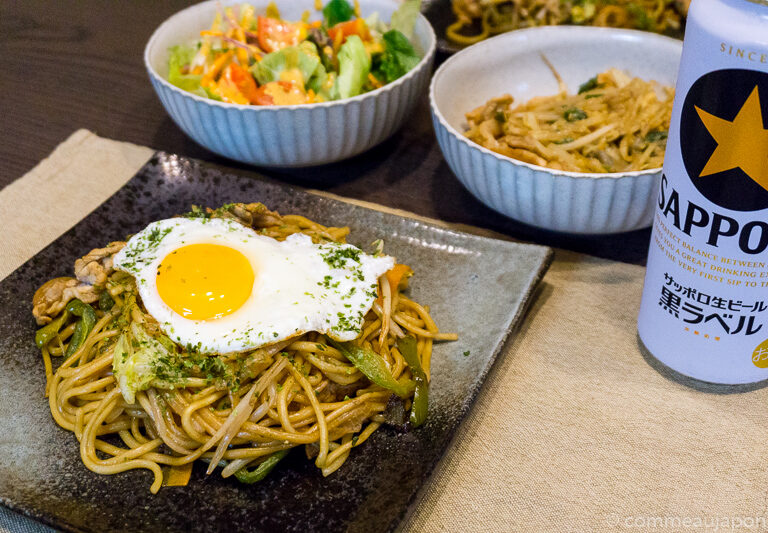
[429,25,682,234]
[420,0,686,53]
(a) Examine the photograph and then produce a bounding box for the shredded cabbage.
[113,323,169,404]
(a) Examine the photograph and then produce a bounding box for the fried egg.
[112,217,394,354]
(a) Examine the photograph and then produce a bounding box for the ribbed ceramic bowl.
[145,0,436,167]
[430,27,682,234]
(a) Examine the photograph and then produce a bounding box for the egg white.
[112,217,394,353]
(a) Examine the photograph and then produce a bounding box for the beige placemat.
[3,130,768,533]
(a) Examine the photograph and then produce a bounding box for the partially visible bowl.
[145,0,436,167]
[429,26,682,234]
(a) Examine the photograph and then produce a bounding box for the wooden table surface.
[0,1,653,265]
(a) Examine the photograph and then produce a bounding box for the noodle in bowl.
[430,26,682,234]
[446,0,686,46]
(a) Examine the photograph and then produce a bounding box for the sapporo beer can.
[637,0,768,384]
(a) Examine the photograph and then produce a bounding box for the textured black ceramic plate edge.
[1,256,552,533]
[0,504,78,533]
[0,153,553,533]
[395,251,551,532]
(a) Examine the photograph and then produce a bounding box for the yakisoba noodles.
[447,0,686,46]
[465,68,674,173]
[32,203,456,492]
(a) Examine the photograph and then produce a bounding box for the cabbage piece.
[167,45,207,98]
[112,323,170,404]
[332,35,370,100]
[389,0,421,40]
[251,42,322,88]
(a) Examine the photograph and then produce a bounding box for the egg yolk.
[156,244,254,321]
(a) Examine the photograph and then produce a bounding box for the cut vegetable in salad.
[166,0,422,105]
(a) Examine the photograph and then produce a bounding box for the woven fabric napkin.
[3,130,768,533]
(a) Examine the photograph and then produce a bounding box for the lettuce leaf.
[301,41,330,97]
[167,45,207,98]
[371,30,420,84]
[332,35,370,99]
[322,0,355,27]
[364,12,387,36]
[299,41,326,82]
[389,0,421,40]
[251,42,322,87]
[307,62,329,97]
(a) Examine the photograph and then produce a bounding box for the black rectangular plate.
[0,153,551,533]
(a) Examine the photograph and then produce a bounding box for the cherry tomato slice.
[257,16,305,53]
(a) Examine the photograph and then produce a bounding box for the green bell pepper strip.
[64,299,97,357]
[34,309,70,349]
[234,450,290,484]
[397,336,429,428]
[99,290,115,311]
[328,339,415,399]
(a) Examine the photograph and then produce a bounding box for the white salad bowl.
[145,0,436,167]
[430,26,682,234]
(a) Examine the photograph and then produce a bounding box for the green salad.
[167,0,422,105]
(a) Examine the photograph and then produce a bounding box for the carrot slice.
[162,463,193,487]
[377,264,413,307]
